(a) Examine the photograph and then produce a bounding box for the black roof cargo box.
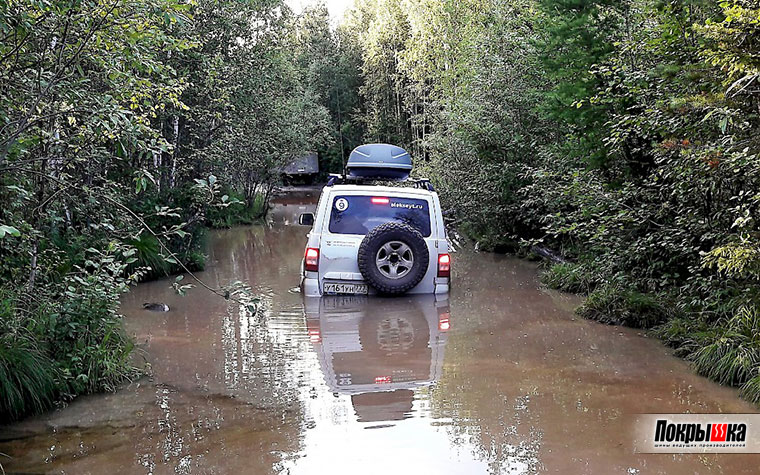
[346,144,412,181]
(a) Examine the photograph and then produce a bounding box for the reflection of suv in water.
[299,144,451,297]
[304,295,450,420]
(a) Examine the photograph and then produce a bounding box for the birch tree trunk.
[170,115,179,188]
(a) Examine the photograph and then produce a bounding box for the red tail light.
[437,253,450,277]
[375,376,392,384]
[305,247,319,272]
[371,197,390,204]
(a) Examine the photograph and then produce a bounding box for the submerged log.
[143,302,170,312]
[531,245,568,263]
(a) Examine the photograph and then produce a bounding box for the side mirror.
[298,213,315,226]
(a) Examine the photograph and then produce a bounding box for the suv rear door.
[318,191,437,289]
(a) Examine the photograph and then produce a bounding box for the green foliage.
[536,0,623,166]
[292,5,366,173]
[344,0,760,386]
[51,249,140,395]
[173,1,332,200]
[689,307,760,386]
[541,262,596,294]
[2,0,759,421]
[0,244,140,421]
[206,190,267,229]
[578,284,671,328]
[655,315,713,358]
[0,0,328,421]
[0,333,57,423]
[741,375,760,405]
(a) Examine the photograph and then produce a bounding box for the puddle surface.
[1,189,758,474]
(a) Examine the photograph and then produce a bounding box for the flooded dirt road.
[2,190,758,474]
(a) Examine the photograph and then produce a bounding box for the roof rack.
[326,174,435,192]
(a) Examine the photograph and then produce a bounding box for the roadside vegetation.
[335,0,760,404]
[0,0,338,422]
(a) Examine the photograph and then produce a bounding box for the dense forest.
[1,0,759,421]
[334,0,760,406]
[0,0,337,421]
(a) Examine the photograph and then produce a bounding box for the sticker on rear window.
[390,202,423,210]
[335,198,349,211]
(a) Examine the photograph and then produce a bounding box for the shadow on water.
[1,188,759,474]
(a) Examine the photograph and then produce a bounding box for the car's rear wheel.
[358,222,429,295]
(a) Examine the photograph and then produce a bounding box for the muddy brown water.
[2,189,759,474]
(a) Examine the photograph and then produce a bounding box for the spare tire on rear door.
[358,222,429,295]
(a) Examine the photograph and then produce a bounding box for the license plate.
[324,282,368,295]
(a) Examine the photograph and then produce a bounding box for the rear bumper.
[302,275,322,297]
[433,277,449,294]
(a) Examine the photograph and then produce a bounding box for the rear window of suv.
[328,195,431,237]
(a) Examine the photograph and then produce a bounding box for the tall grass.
[0,334,57,422]
[653,305,760,404]
[687,307,760,390]
[741,375,760,405]
[577,284,671,328]
[538,258,760,406]
[540,262,596,294]
[129,232,206,281]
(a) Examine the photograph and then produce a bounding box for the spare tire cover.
[358,222,429,295]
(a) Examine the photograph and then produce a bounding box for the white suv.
[298,180,451,297]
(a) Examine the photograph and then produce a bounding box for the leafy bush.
[0,244,142,421]
[51,256,140,395]
[206,190,267,229]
